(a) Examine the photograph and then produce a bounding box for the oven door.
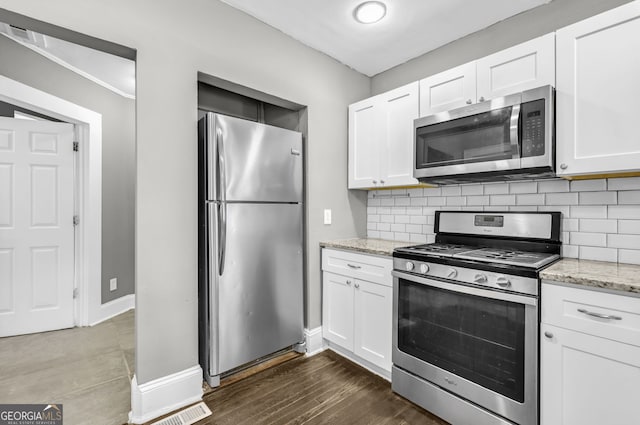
[392,270,538,425]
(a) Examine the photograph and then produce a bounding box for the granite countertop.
[541,258,640,295]
[320,238,413,256]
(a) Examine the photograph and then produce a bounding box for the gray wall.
[371,0,634,95]
[0,0,370,384]
[0,34,135,304]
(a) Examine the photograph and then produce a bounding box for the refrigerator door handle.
[217,128,227,275]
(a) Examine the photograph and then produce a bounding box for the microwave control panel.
[521,99,545,157]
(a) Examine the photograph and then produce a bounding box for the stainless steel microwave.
[414,85,555,184]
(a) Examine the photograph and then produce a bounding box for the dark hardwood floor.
[199,350,449,425]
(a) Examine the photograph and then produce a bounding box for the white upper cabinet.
[419,34,554,117]
[476,33,555,100]
[348,81,419,189]
[419,62,476,116]
[556,1,640,177]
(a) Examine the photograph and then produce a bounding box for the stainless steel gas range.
[391,211,561,425]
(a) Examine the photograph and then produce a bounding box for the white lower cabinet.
[322,249,393,375]
[540,283,640,425]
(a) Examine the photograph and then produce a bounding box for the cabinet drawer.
[542,283,640,347]
[322,249,392,286]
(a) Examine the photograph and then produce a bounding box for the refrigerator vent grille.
[150,402,212,425]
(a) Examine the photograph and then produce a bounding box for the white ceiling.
[220,0,551,76]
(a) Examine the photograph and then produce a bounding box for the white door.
[556,1,640,176]
[540,323,640,425]
[381,82,420,188]
[322,271,354,350]
[348,98,381,189]
[353,279,392,371]
[419,61,477,115]
[0,117,75,337]
[476,33,555,100]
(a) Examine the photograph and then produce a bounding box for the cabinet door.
[476,33,555,100]
[419,62,476,116]
[379,82,420,187]
[556,2,640,176]
[353,279,392,371]
[540,323,640,425]
[322,272,354,350]
[348,97,381,189]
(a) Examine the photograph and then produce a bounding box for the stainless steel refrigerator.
[198,112,304,387]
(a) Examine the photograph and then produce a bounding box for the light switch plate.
[323,209,332,225]
[109,278,117,292]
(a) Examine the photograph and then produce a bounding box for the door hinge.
[73,288,79,299]
[73,142,79,152]
[73,215,79,226]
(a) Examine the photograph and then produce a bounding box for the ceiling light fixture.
[354,1,387,24]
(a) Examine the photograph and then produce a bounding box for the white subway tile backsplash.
[607,177,640,191]
[608,205,640,219]
[423,187,442,196]
[490,195,516,205]
[442,186,462,196]
[579,191,617,205]
[484,183,510,194]
[579,246,617,262]
[608,234,640,249]
[538,179,570,193]
[461,184,484,195]
[619,249,640,265]
[618,220,640,234]
[546,192,578,205]
[571,179,607,192]
[570,205,607,218]
[366,177,640,265]
[510,181,537,194]
[516,194,545,206]
[579,219,617,233]
[446,197,467,206]
[618,190,640,205]
[570,232,606,247]
[427,197,446,206]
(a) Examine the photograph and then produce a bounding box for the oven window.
[397,279,525,402]
[415,106,515,169]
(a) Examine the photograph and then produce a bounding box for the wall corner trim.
[304,327,325,356]
[129,365,203,424]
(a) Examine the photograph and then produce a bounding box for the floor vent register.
[150,402,212,425]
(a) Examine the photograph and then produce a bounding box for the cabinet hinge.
[73,215,79,226]
[73,288,79,299]
[73,142,79,152]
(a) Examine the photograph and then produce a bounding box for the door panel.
[322,271,354,350]
[0,117,75,337]
[419,62,477,116]
[354,279,392,370]
[213,113,303,202]
[348,99,380,189]
[217,203,303,373]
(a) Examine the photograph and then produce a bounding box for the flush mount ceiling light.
[354,1,387,24]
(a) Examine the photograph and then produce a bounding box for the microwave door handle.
[510,103,521,159]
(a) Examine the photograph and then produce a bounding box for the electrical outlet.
[109,278,117,292]
[324,209,332,225]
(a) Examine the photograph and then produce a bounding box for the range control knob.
[474,273,488,284]
[496,276,512,288]
[420,264,430,274]
[446,268,457,279]
[405,261,415,272]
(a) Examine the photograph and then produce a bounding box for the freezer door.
[218,203,304,374]
[211,113,303,203]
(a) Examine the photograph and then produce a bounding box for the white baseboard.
[89,294,135,326]
[129,365,203,424]
[304,327,325,356]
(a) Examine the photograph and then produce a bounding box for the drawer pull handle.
[347,264,362,269]
[577,308,622,321]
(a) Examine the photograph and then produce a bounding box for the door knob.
[544,331,554,339]
[354,283,360,289]
[466,99,472,104]
[560,163,568,170]
[479,96,485,102]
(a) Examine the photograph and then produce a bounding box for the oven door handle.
[392,271,537,306]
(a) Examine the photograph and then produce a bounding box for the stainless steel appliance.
[198,112,304,387]
[414,85,555,184]
[392,211,561,425]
